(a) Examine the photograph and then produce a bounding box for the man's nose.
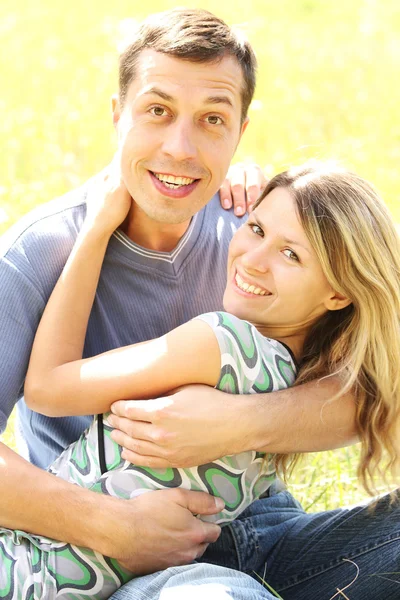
[161,119,198,162]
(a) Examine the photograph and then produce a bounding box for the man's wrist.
[224,393,272,455]
[243,394,274,452]
[87,493,148,565]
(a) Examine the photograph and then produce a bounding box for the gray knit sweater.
[0,176,243,467]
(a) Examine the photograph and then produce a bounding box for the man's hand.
[108,386,255,468]
[220,162,267,215]
[108,379,358,469]
[102,488,223,574]
[0,443,222,578]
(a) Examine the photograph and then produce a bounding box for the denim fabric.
[202,489,400,599]
[111,488,400,599]
[111,563,276,599]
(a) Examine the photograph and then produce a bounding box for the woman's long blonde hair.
[255,161,400,493]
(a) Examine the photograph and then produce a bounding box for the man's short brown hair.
[119,8,257,123]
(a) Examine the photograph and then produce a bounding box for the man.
[0,9,397,600]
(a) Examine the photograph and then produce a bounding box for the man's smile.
[152,172,197,188]
[149,170,201,198]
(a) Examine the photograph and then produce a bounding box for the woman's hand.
[85,166,132,235]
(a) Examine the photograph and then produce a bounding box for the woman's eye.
[282,249,299,262]
[206,115,223,125]
[150,106,167,117]
[249,223,264,237]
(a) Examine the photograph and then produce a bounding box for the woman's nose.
[241,244,270,274]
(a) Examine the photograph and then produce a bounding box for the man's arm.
[107,378,358,468]
[0,212,224,572]
[0,441,222,573]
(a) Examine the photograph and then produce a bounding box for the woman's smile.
[223,186,335,342]
[234,272,271,297]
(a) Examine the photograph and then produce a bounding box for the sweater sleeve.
[0,192,86,433]
[0,254,46,432]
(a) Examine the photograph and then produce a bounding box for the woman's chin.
[222,298,247,320]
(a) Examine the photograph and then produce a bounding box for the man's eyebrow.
[143,88,234,109]
[205,95,234,108]
[143,87,174,102]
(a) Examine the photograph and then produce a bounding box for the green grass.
[1,0,399,511]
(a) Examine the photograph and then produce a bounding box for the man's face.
[112,49,248,226]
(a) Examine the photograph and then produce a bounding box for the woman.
[1,161,399,599]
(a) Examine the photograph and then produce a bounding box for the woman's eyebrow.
[281,236,311,254]
[253,214,311,255]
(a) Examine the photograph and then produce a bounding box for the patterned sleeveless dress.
[0,312,297,599]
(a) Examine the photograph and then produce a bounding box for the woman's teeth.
[153,173,196,188]
[235,273,268,296]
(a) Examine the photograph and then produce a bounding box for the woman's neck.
[252,324,307,362]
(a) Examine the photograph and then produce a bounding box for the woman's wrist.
[79,219,116,244]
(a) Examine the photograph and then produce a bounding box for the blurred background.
[1,0,399,509]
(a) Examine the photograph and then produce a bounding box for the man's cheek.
[117,112,135,143]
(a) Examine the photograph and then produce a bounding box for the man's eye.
[282,249,299,262]
[206,115,223,125]
[249,223,264,237]
[150,106,167,117]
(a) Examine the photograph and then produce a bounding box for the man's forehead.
[127,49,243,104]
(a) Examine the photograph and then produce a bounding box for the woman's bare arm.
[24,179,220,416]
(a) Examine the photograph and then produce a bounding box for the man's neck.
[121,203,191,252]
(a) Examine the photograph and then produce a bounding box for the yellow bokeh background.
[1,0,399,509]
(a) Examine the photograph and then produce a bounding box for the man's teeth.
[235,273,268,296]
[153,173,196,188]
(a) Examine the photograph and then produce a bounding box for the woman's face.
[223,186,335,338]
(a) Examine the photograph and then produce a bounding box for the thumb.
[177,490,225,515]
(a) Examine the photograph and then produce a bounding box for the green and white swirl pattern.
[0,312,297,599]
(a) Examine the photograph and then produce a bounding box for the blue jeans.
[112,488,400,599]
[112,563,274,599]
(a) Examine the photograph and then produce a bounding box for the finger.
[200,522,222,544]
[110,148,122,174]
[219,178,233,209]
[110,401,150,421]
[110,428,165,457]
[111,397,173,421]
[195,542,210,559]
[120,449,171,468]
[110,151,125,189]
[107,414,141,435]
[106,415,154,441]
[245,164,265,210]
[228,164,246,217]
[177,489,225,515]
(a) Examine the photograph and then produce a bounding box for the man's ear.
[234,117,249,153]
[111,94,121,129]
[325,290,352,311]
[239,116,250,142]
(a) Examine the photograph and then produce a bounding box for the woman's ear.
[325,290,352,311]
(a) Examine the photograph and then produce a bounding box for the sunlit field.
[1,0,399,511]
